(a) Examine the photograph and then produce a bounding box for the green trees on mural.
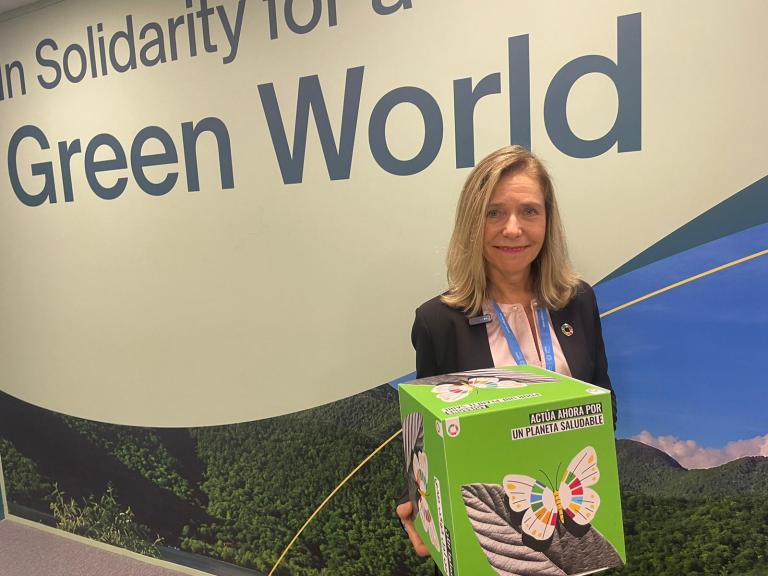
[605,493,768,576]
[616,438,768,498]
[50,484,163,557]
[0,438,52,506]
[181,388,433,575]
[61,417,194,501]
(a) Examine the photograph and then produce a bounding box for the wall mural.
[1,1,767,575]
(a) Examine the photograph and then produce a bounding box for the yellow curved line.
[600,248,768,318]
[270,246,767,573]
[268,428,403,576]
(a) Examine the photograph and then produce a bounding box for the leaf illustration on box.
[461,484,566,576]
[504,446,600,541]
[402,412,424,463]
[413,450,441,550]
[401,412,424,510]
[462,484,622,576]
[432,377,529,402]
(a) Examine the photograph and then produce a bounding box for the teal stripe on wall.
[602,175,768,282]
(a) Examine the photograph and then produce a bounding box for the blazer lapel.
[550,306,588,381]
[467,319,495,371]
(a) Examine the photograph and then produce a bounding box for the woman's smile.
[494,245,529,253]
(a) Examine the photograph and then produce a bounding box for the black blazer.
[411,281,616,421]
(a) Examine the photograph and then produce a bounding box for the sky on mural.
[597,222,768,467]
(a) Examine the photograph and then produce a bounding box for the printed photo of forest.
[1,386,767,576]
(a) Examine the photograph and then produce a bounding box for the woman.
[396,145,615,567]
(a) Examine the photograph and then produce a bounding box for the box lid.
[398,365,610,420]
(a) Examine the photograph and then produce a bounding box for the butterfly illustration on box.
[503,446,601,541]
[431,377,530,402]
[412,450,441,550]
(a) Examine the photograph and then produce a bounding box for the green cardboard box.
[399,366,625,576]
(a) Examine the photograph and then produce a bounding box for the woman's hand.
[396,501,430,557]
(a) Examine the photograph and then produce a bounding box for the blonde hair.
[441,146,579,315]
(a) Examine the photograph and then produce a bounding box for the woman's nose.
[502,215,522,237]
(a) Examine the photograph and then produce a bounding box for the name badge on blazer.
[468,314,492,326]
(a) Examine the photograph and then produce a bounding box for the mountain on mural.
[616,439,768,497]
[609,440,768,576]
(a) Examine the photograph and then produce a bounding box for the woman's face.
[483,170,547,284]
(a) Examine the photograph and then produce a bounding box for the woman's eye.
[523,206,539,217]
[487,209,501,219]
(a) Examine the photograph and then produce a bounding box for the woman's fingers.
[396,501,430,557]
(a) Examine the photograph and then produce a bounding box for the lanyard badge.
[491,300,556,371]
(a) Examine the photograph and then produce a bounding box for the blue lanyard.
[491,300,556,372]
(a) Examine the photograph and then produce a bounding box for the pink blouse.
[484,300,572,376]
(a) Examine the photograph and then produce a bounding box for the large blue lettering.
[544,13,641,157]
[6,118,232,206]
[258,66,364,184]
[454,74,502,169]
[131,126,179,196]
[84,134,128,200]
[181,117,235,192]
[369,87,443,176]
[8,125,57,207]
